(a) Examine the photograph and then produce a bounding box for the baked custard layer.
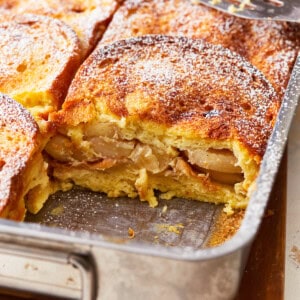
[46,122,252,210]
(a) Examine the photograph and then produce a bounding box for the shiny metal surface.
[0,243,97,299]
[195,0,300,22]
[0,55,298,299]
[26,189,223,249]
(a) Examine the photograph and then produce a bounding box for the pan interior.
[25,187,243,249]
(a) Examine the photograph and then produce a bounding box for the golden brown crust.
[0,13,81,120]
[0,0,122,58]
[101,0,300,99]
[0,93,39,220]
[53,35,280,159]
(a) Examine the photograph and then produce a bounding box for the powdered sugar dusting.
[0,13,81,115]
[101,0,300,99]
[134,59,176,86]
[66,35,279,158]
[0,0,121,58]
[0,94,38,209]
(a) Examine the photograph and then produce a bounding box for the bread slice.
[0,13,81,217]
[0,13,81,130]
[101,0,300,99]
[0,0,121,58]
[0,94,53,221]
[47,36,280,212]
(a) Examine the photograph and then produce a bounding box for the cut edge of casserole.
[46,115,260,214]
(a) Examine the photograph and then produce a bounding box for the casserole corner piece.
[47,35,280,212]
[0,94,52,221]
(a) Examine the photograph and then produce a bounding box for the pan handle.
[0,242,98,299]
[70,252,98,300]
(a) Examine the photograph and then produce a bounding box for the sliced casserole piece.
[0,0,122,59]
[47,35,280,211]
[0,94,53,221]
[0,13,82,217]
[0,13,81,131]
[101,0,300,100]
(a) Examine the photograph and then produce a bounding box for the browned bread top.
[101,0,300,99]
[0,93,39,218]
[53,35,280,160]
[0,13,81,122]
[0,0,122,58]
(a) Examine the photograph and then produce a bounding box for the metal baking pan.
[0,55,298,300]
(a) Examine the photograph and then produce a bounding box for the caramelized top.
[54,35,280,159]
[0,13,81,119]
[0,0,121,58]
[0,94,38,213]
[101,0,300,99]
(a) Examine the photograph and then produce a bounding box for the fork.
[193,0,300,22]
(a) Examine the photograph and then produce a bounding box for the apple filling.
[184,149,243,185]
[46,131,244,188]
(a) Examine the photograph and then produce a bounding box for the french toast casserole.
[0,0,299,220]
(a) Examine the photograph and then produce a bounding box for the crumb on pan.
[50,205,64,216]
[128,227,135,239]
[155,223,184,234]
[162,205,168,214]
